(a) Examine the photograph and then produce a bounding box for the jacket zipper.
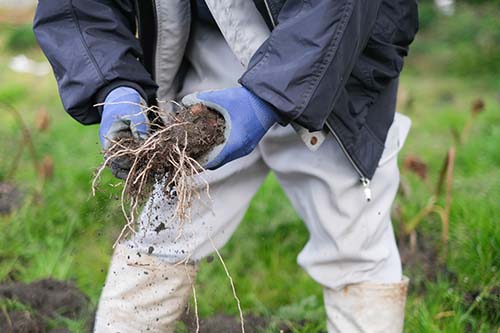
[263,0,277,27]
[325,122,372,201]
[136,0,158,82]
[151,0,158,81]
[262,0,372,202]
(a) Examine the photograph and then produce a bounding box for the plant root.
[92,102,225,246]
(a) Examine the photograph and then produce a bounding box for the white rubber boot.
[324,277,409,333]
[94,244,196,333]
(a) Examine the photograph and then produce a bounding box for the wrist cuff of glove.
[96,80,148,117]
[241,86,288,127]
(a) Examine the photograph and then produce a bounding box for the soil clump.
[94,103,226,242]
[105,103,224,201]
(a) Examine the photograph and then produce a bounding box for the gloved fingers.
[129,118,149,141]
[110,165,130,180]
[101,122,143,180]
[180,92,200,107]
[109,155,133,170]
[100,104,149,149]
[108,156,132,180]
[101,117,149,150]
[181,89,226,104]
[100,120,131,150]
[181,92,226,117]
[112,108,149,141]
[204,155,223,170]
[204,140,254,170]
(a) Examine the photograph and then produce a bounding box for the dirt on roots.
[104,103,225,202]
[94,103,226,244]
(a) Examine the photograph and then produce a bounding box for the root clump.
[93,103,225,243]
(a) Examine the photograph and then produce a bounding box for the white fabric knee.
[258,114,411,290]
[127,148,269,264]
[94,244,196,333]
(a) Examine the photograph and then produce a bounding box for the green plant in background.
[409,2,500,77]
[5,24,38,52]
[418,1,439,30]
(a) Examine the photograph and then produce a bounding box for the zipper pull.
[361,178,372,202]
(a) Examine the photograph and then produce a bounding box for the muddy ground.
[398,231,442,280]
[2,231,494,332]
[0,279,89,333]
[0,231,449,333]
[0,277,303,332]
[0,182,22,215]
[181,313,267,333]
[180,312,304,333]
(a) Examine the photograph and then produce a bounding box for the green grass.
[4,24,38,52]
[0,4,499,332]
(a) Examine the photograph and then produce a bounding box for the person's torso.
[135,0,418,180]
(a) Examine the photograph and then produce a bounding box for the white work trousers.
[124,21,410,291]
[125,117,409,291]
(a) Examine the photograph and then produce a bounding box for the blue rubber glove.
[99,87,149,179]
[182,87,278,169]
[99,87,148,149]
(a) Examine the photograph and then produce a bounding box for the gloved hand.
[182,87,278,170]
[99,87,149,179]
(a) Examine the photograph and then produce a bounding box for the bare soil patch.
[399,231,442,280]
[180,312,318,333]
[0,182,22,215]
[0,279,89,333]
[0,310,43,333]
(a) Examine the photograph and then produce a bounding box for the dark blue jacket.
[33,0,418,181]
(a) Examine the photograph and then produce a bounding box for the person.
[34,0,419,332]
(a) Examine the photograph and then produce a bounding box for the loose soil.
[398,231,444,285]
[0,278,323,332]
[0,310,43,333]
[0,182,22,215]
[0,279,89,333]
[181,312,306,333]
[168,103,225,161]
[181,313,266,333]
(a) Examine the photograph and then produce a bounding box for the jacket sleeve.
[239,0,383,131]
[33,0,158,125]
